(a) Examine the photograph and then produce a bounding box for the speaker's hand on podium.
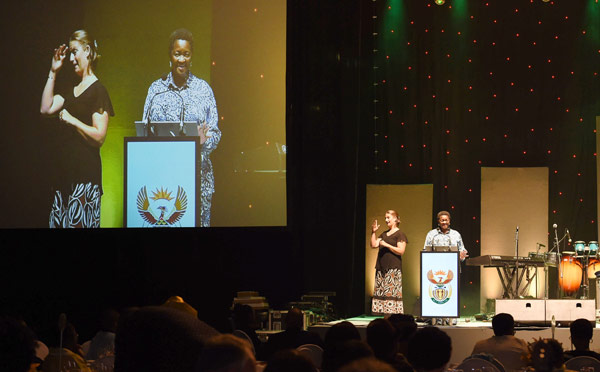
[199,122,212,145]
[460,250,469,260]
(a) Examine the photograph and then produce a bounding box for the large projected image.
[7,0,286,228]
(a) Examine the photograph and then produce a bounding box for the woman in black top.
[370,210,408,315]
[40,30,114,228]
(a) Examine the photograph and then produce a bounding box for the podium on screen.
[124,137,201,227]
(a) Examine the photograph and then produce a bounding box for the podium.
[421,251,460,318]
[124,137,201,227]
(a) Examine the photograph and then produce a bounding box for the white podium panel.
[124,137,200,227]
[421,251,460,318]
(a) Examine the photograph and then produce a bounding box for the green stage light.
[435,0,445,5]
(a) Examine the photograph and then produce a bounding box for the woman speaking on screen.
[142,28,221,227]
[40,30,114,228]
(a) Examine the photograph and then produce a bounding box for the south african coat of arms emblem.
[427,269,454,305]
[136,186,188,227]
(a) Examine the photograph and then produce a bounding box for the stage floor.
[308,316,600,365]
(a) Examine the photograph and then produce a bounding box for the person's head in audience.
[570,318,594,351]
[338,357,398,372]
[0,317,36,372]
[115,306,219,372]
[323,339,374,372]
[323,321,361,351]
[196,334,255,372]
[99,308,120,333]
[366,318,397,361]
[530,338,563,372]
[264,349,317,372]
[162,295,199,318]
[63,324,80,353]
[232,304,258,331]
[407,327,451,372]
[492,313,515,337]
[388,314,417,340]
[388,314,417,356]
[286,308,304,331]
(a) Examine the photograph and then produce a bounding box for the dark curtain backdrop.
[287,0,366,316]
[369,0,600,311]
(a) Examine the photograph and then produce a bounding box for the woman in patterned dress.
[142,28,221,227]
[40,30,114,228]
[370,210,408,315]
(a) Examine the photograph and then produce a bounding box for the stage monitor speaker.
[545,299,595,323]
[495,299,545,323]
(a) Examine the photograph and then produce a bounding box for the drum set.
[558,241,600,297]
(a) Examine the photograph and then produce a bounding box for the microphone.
[566,228,572,243]
[553,223,560,254]
[536,242,546,254]
[58,313,67,332]
[143,74,176,135]
[515,226,520,258]
[144,89,172,136]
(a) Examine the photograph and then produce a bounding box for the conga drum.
[588,241,600,279]
[574,241,586,256]
[559,252,582,295]
[587,258,600,279]
[589,241,599,256]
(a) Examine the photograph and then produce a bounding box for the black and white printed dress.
[142,72,221,227]
[372,229,408,315]
[49,80,114,228]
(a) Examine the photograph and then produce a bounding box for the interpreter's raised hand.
[58,109,74,125]
[372,219,380,233]
[199,122,212,145]
[51,44,68,73]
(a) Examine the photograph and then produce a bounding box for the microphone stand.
[144,89,172,136]
[515,226,520,298]
[577,228,590,299]
[553,224,562,298]
[537,243,549,299]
